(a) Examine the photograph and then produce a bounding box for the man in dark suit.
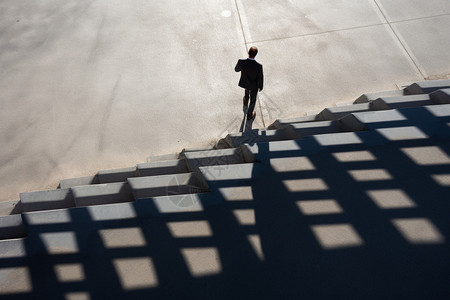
[235,46,264,121]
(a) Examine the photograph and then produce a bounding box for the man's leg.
[243,89,250,106]
[247,89,258,119]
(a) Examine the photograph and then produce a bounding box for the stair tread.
[20,188,75,213]
[318,103,371,120]
[0,239,27,258]
[268,115,317,129]
[98,166,137,184]
[0,215,26,240]
[137,159,189,176]
[404,79,450,95]
[60,175,99,189]
[71,182,133,207]
[183,148,245,170]
[430,88,450,104]
[128,173,205,200]
[354,89,403,103]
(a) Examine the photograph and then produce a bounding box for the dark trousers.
[244,89,258,118]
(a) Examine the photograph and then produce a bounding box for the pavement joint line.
[257,94,266,128]
[247,22,389,45]
[246,11,449,46]
[389,12,450,24]
[372,0,426,80]
[234,0,249,51]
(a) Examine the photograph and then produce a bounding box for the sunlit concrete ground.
[0,0,449,201]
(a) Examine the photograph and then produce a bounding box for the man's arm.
[258,66,264,91]
[234,60,242,72]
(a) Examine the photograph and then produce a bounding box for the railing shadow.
[1,106,450,299]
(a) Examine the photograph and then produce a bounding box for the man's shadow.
[239,105,255,133]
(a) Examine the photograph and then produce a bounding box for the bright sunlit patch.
[268,140,301,152]
[113,257,159,290]
[366,190,416,209]
[40,232,79,254]
[426,105,450,117]
[311,224,364,249]
[270,156,315,172]
[359,109,406,123]
[153,194,204,213]
[348,169,392,181]
[431,174,450,186]
[181,247,222,277]
[401,146,450,165]
[332,151,376,162]
[99,227,146,248]
[0,240,27,258]
[88,203,136,221]
[283,178,329,192]
[167,221,212,238]
[296,200,343,215]
[232,209,255,225]
[376,126,427,140]
[392,218,445,244]
[221,10,232,17]
[218,186,253,201]
[54,264,85,282]
[65,292,91,300]
[247,235,265,261]
[0,267,33,295]
[314,132,362,146]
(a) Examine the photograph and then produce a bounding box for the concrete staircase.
[1,79,450,299]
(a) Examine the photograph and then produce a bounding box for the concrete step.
[0,215,26,240]
[244,130,390,162]
[71,182,134,207]
[197,162,265,204]
[21,193,219,226]
[430,88,450,104]
[0,200,21,216]
[370,94,433,110]
[199,163,260,189]
[245,124,448,162]
[268,115,317,129]
[17,194,223,256]
[245,140,304,157]
[341,109,406,132]
[224,129,291,148]
[59,175,99,189]
[182,147,250,173]
[182,146,216,153]
[404,79,450,95]
[98,166,138,184]
[20,188,75,213]
[137,159,189,177]
[0,239,26,258]
[316,103,371,120]
[128,173,206,200]
[17,205,136,257]
[284,120,343,139]
[353,89,403,104]
[341,104,450,138]
[147,153,179,162]
[141,193,220,214]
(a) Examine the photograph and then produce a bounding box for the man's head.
[248,46,258,59]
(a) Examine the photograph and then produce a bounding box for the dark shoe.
[243,96,249,107]
[247,111,256,121]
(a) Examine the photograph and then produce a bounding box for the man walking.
[235,46,264,121]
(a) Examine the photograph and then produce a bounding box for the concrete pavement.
[0,0,449,202]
